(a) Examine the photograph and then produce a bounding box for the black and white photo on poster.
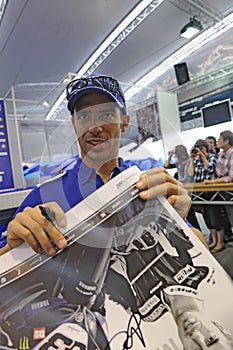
[0,166,232,350]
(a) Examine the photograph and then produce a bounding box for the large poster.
[0,99,14,190]
[0,166,232,350]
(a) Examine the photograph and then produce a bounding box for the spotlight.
[42,101,50,108]
[63,78,70,84]
[180,16,203,39]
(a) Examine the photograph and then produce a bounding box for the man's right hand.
[7,202,68,256]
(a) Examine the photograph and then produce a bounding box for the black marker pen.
[39,205,55,223]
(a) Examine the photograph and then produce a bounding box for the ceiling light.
[42,101,50,108]
[180,16,203,39]
[63,78,70,84]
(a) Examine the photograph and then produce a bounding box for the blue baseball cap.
[66,74,126,114]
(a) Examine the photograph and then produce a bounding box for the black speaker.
[174,62,190,85]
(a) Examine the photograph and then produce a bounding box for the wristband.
[76,280,97,296]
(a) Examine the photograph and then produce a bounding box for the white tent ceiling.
[0,0,233,120]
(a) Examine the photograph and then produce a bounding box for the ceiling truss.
[169,0,222,26]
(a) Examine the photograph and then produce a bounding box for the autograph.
[107,313,146,350]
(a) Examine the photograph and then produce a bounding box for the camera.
[191,146,199,155]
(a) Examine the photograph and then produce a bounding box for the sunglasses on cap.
[66,75,126,114]
[66,76,125,102]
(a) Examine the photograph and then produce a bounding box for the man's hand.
[7,202,68,256]
[135,167,191,219]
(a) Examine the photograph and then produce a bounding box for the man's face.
[217,135,227,150]
[205,138,215,151]
[71,92,129,165]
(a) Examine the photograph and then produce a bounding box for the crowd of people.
[164,131,233,252]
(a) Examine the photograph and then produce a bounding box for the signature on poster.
[108,313,146,350]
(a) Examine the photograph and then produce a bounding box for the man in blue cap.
[2,75,190,254]
[2,75,216,350]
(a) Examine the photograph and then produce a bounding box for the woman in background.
[164,145,193,184]
[164,145,201,231]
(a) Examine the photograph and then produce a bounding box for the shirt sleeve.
[206,154,218,174]
[11,186,43,218]
[184,219,193,227]
[224,152,233,182]
[0,229,7,247]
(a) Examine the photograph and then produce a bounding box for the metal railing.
[183,182,233,205]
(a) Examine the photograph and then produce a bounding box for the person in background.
[164,145,201,231]
[205,134,232,241]
[187,139,218,183]
[204,130,233,184]
[164,145,193,184]
[204,130,233,240]
[188,139,225,252]
[205,136,220,154]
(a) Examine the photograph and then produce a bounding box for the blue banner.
[0,100,14,190]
